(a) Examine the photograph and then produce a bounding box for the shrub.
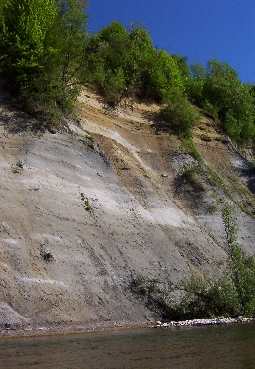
[145,50,184,102]
[131,205,255,320]
[182,164,200,184]
[159,92,200,138]
[180,275,240,319]
[103,68,126,106]
[179,137,202,161]
[222,204,255,316]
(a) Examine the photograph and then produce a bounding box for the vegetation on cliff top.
[0,1,255,145]
[0,0,88,127]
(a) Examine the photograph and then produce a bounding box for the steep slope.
[1,89,255,331]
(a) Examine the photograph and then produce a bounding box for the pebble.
[155,316,254,327]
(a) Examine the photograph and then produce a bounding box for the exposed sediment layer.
[1,88,255,330]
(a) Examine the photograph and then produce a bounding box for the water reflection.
[0,323,255,368]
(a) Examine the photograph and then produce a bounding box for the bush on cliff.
[131,204,255,321]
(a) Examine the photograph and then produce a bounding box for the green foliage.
[89,21,129,81]
[201,100,219,120]
[132,205,255,320]
[222,204,255,316]
[182,164,200,184]
[0,0,88,127]
[131,273,239,320]
[83,23,185,105]
[186,62,206,105]
[1,7,254,142]
[81,193,92,211]
[126,27,155,98]
[172,53,191,80]
[229,245,255,315]
[83,23,157,104]
[83,21,130,104]
[179,274,240,319]
[145,50,184,102]
[179,137,202,161]
[203,59,255,143]
[190,62,207,80]
[185,58,255,145]
[0,0,58,91]
[103,68,126,106]
[159,92,200,137]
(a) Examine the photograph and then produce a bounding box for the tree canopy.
[204,59,255,142]
[0,0,88,127]
[0,0,58,90]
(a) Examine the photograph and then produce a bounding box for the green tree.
[186,62,206,106]
[0,0,58,93]
[83,23,185,105]
[204,59,255,143]
[0,0,88,126]
[145,50,184,102]
[84,23,157,105]
[126,27,154,97]
[172,53,190,80]
[103,68,126,106]
[83,21,129,104]
[97,21,129,71]
[55,0,88,85]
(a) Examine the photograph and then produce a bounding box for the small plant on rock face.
[28,186,39,191]
[80,193,92,212]
[11,160,24,173]
[85,134,94,150]
[40,248,54,262]
[182,164,200,184]
[179,136,202,162]
[206,204,217,214]
[200,134,212,142]
[16,160,23,168]
[11,165,20,174]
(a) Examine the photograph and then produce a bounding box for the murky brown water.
[0,323,255,368]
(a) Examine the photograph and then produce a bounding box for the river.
[0,322,255,368]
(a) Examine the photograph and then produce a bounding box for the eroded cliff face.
[1,89,255,327]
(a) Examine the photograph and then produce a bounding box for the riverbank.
[1,316,254,339]
[155,316,255,327]
[0,320,152,339]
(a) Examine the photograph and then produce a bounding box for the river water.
[0,323,255,369]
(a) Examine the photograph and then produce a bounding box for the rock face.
[0,90,255,327]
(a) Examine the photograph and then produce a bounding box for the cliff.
[1,88,255,330]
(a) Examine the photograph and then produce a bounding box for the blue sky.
[87,0,255,83]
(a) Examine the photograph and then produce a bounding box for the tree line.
[0,1,255,145]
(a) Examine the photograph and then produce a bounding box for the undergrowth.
[131,203,255,321]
